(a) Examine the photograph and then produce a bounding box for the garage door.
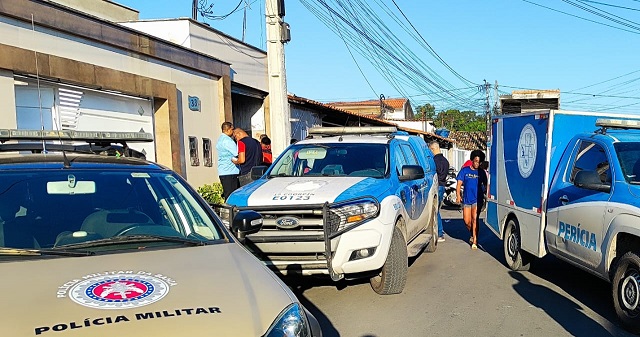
[15,80,155,161]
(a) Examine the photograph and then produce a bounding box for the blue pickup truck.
[487,110,640,333]
[226,126,439,295]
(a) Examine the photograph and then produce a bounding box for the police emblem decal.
[517,124,537,179]
[69,274,169,309]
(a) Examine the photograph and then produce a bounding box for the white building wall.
[0,16,222,189]
[119,20,192,47]
[0,70,17,128]
[121,20,268,92]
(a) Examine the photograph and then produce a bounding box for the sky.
[115,0,640,114]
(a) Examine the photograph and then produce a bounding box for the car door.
[547,140,611,269]
[398,143,427,239]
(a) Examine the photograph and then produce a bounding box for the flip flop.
[471,243,478,250]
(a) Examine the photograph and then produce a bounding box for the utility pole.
[265,0,291,155]
[484,79,491,137]
[192,0,198,20]
[494,80,500,115]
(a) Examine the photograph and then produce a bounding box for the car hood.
[1,244,295,337]
[228,176,390,206]
[625,183,640,200]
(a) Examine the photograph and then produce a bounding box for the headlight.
[265,303,311,337]
[331,200,379,231]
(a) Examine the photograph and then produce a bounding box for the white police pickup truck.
[487,110,640,333]
[226,127,439,295]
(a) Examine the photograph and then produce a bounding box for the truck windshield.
[614,142,640,184]
[268,143,389,178]
[0,170,224,251]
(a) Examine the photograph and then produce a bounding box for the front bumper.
[218,197,395,280]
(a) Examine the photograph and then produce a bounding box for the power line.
[198,0,245,20]
[520,0,640,34]
[580,0,640,12]
[562,0,640,31]
[327,0,378,96]
[388,0,475,85]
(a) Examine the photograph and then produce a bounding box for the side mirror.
[251,166,268,180]
[399,165,425,181]
[231,210,263,235]
[574,170,611,193]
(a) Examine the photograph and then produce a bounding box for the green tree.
[414,103,436,120]
[433,109,486,132]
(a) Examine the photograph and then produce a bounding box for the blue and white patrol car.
[487,110,640,333]
[226,126,439,295]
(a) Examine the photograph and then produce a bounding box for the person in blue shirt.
[216,122,239,200]
[456,150,485,250]
[429,140,449,243]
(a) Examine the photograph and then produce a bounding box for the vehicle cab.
[0,129,321,337]
[226,126,439,295]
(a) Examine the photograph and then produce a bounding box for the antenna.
[31,14,46,153]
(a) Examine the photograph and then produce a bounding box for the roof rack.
[0,129,152,159]
[0,143,147,159]
[308,126,398,136]
[0,129,153,142]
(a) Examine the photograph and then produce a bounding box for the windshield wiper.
[0,247,94,257]
[57,235,208,249]
[268,173,291,178]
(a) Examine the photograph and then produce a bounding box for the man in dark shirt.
[232,128,262,186]
[429,141,450,242]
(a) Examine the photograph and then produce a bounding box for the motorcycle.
[443,167,461,207]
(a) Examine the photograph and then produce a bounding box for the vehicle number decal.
[272,194,311,201]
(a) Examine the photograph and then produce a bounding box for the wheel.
[370,224,408,295]
[425,199,438,253]
[503,218,530,271]
[612,251,640,333]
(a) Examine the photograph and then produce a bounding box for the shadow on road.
[443,212,632,335]
[509,271,619,336]
[283,274,371,337]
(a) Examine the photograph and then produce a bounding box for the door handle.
[559,195,569,205]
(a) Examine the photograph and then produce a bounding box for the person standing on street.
[216,122,239,200]
[260,134,273,166]
[429,140,449,242]
[232,128,262,186]
[457,150,484,250]
[476,160,489,235]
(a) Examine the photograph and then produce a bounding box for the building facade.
[0,0,236,188]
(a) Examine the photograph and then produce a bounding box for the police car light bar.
[308,126,398,135]
[0,129,154,142]
[596,118,640,130]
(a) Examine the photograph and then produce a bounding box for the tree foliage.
[415,103,486,132]
[414,103,436,120]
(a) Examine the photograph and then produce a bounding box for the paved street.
[285,207,636,337]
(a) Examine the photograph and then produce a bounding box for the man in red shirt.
[232,128,262,186]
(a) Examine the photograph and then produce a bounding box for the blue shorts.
[463,203,477,209]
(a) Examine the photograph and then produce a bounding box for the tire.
[370,225,408,295]
[503,218,531,271]
[425,199,438,253]
[612,251,640,334]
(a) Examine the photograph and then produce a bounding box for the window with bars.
[189,136,199,166]
[203,138,212,167]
